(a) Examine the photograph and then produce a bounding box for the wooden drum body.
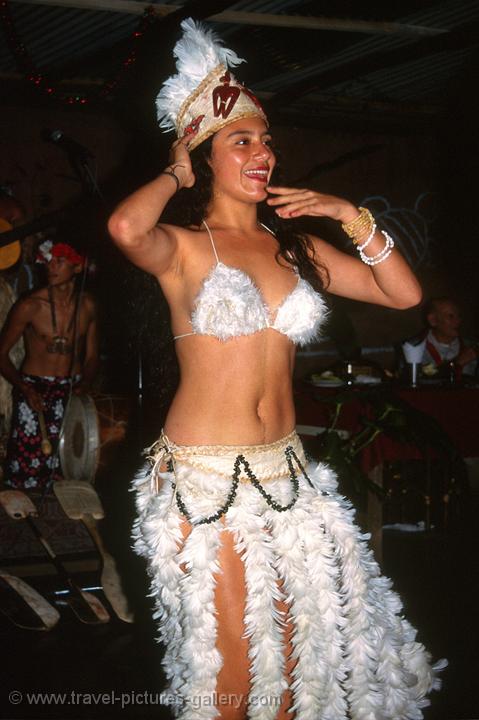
[59,394,128,483]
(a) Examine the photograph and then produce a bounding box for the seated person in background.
[423,297,478,378]
[0,240,98,490]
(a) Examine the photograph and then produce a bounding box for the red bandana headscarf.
[36,240,85,267]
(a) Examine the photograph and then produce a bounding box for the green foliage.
[304,387,458,501]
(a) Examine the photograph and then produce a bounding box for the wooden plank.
[209,12,446,37]
[9,0,446,36]
[10,0,167,15]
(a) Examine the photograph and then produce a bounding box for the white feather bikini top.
[173,220,328,346]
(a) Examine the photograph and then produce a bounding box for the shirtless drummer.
[0,240,98,490]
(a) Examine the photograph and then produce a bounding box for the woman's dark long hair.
[163,136,329,292]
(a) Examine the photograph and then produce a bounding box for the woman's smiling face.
[208,117,276,203]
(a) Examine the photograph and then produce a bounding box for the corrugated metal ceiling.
[1,0,479,123]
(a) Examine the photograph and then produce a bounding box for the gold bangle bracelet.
[342,207,375,243]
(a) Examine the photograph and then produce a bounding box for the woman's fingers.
[176,135,191,148]
[169,139,189,160]
[267,186,353,221]
[275,198,325,218]
[175,125,199,149]
[167,128,199,188]
[267,188,328,215]
[267,187,326,216]
[169,128,197,160]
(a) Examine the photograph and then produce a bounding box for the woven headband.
[155,18,267,151]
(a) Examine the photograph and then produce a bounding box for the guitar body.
[0,218,21,270]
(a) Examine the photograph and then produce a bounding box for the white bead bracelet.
[358,230,395,266]
[356,222,377,252]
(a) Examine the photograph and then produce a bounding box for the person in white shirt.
[423,297,478,377]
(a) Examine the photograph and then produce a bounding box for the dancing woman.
[109,19,444,720]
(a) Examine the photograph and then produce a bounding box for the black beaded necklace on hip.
[172,446,329,526]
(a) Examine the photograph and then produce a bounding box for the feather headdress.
[155,18,267,151]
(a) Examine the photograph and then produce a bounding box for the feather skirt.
[132,431,445,720]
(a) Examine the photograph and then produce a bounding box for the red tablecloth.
[295,383,479,470]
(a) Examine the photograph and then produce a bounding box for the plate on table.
[311,379,345,388]
[354,375,382,385]
[310,373,344,388]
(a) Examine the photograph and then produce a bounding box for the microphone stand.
[65,142,144,450]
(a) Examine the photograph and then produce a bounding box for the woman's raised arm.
[108,134,196,277]
[267,186,422,310]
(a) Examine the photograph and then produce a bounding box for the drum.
[59,394,129,483]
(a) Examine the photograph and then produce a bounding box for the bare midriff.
[164,329,297,446]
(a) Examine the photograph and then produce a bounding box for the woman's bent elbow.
[397,285,423,310]
[107,214,138,248]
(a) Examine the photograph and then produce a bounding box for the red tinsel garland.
[0,0,156,104]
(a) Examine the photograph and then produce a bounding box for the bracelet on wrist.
[356,222,377,252]
[161,168,180,192]
[357,230,395,266]
[160,165,183,192]
[342,206,375,245]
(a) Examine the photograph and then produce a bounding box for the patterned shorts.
[4,374,77,490]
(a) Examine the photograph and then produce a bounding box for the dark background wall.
[1,80,478,390]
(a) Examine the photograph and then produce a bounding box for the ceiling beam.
[9,0,446,37]
[269,20,479,107]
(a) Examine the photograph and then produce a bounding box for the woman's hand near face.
[267,184,422,310]
[168,131,197,189]
[266,186,359,224]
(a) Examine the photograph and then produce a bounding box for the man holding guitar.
[0,241,98,490]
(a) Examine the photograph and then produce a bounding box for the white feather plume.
[133,449,445,719]
[156,17,245,132]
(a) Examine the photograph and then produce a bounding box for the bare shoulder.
[14,290,46,318]
[162,222,202,246]
[77,291,97,323]
[80,290,96,308]
[28,286,47,301]
[160,223,207,273]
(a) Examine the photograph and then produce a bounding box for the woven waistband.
[145,429,305,491]
[156,429,300,459]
